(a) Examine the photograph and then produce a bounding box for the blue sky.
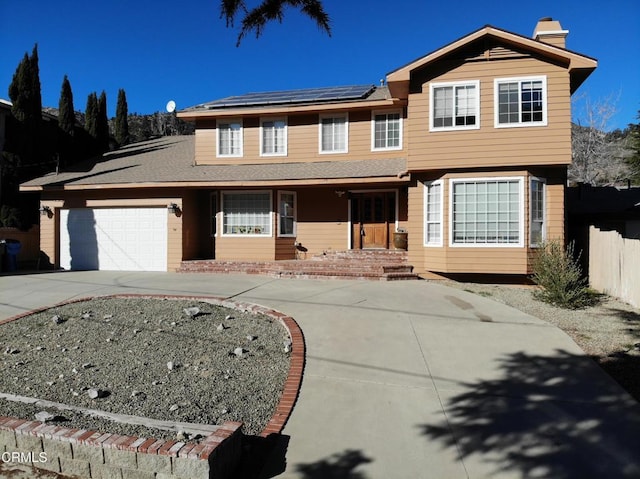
[2,0,639,130]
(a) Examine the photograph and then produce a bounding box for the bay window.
[450,178,523,246]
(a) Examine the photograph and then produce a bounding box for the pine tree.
[96,91,109,151]
[115,89,130,146]
[58,75,75,136]
[85,92,98,139]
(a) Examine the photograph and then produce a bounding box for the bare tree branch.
[570,94,631,186]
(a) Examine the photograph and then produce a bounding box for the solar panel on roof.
[202,84,375,109]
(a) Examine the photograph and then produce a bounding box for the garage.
[60,208,168,271]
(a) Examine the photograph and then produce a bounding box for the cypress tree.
[7,44,42,165]
[29,45,42,123]
[85,92,98,139]
[58,75,75,136]
[96,91,109,151]
[8,52,32,123]
[115,89,130,146]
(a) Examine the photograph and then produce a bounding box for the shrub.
[531,239,596,309]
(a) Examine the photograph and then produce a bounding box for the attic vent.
[488,46,529,60]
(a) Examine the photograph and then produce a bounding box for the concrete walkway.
[1,271,639,479]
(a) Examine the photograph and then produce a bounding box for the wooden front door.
[351,192,395,249]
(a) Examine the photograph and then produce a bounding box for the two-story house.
[22,18,596,276]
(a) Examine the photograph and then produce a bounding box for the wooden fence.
[589,226,640,308]
[0,225,41,268]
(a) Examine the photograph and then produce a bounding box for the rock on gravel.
[0,297,292,440]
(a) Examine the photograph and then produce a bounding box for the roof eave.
[22,176,411,191]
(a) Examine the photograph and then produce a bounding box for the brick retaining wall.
[0,294,305,478]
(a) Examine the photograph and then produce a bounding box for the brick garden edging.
[0,294,305,478]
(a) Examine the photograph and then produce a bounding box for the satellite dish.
[166,100,176,113]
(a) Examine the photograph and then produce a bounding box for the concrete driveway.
[1,271,639,479]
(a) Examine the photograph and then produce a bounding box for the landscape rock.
[167,361,179,371]
[52,315,65,324]
[87,388,109,399]
[183,307,200,318]
[35,411,56,423]
[233,347,244,357]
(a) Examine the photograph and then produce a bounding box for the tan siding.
[194,109,407,166]
[275,238,296,260]
[215,237,276,260]
[408,57,572,172]
[167,207,183,271]
[39,200,64,268]
[295,189,350,255]
[409,170,557,275]
[406,181,425,271]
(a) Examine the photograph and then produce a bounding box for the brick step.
[178,251,420,281]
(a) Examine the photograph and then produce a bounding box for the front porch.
[178,249,420,281]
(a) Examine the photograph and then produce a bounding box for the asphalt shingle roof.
[21,136,407,189]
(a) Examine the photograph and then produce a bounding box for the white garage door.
[60,208,168,271]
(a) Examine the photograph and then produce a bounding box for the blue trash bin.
[3,239,21,272]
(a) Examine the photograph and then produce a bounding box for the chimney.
[533,17,568,48]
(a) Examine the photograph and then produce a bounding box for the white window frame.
[260,117,287,157]
[494,76,547,128]
[278,191,297,237]
[221,190,272,237]
[430,80,480,131]
[319,113,348,154]
[529,177,546,247]
[449,177,525,248]
[217,119,243,157]
[423,180,444,247]
[371,110,403,151]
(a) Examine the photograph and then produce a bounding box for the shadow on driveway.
[419,349,640,478]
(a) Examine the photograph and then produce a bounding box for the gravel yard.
[443,280,640,401]
[0,297,291,441]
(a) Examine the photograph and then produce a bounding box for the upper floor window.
[319,114,348,153]
[495,76,547,127]
[430,81,479,131]
[261,118,287,156]
[217,119,243,157]
[372,111,402,150]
